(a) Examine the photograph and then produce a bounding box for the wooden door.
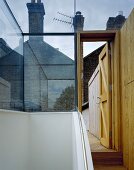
[99,43,112,148]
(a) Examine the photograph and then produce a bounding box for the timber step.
[92,152,123,165]
[94,165,127,170]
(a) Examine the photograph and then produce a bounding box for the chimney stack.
[73,11,84,32]
[27,0,45,41]
[106,11,126,30]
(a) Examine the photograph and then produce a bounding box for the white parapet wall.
[29,112,74,170]
[0,110,93,170]
[0,110,29,170]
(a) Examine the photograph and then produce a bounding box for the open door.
[99,43,112,148]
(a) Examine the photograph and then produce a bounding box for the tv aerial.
[53,12,74,28]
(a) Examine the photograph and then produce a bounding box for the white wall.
[0,110,93,170]
[82,108,89,131]
[88,66,100,138]
[29,113,73,170]
[0,110,29,170]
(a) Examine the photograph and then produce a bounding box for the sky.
[3,0,134,57]
[6,0,134,32]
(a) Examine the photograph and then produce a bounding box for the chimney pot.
[118,11,123,16]
[76,11,81,15]
[31,0,35,3]
[37,0,41,3]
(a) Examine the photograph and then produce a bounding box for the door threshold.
[88,132,116,152]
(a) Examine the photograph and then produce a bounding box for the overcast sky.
[6,0,134,32]
[4,0,134,56]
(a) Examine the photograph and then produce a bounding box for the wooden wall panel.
[111,31,121,151]
[77,33,83,112]
[88,66,100,138]
[120,9,134,170]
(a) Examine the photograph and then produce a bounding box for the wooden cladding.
[120,9,134,170]
[77,8,134,170]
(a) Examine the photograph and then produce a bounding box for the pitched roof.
[25,40,74,65]
[24,40,75,80]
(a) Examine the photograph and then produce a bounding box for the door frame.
[77,30,121,151]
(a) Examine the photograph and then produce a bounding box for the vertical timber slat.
[77,33,83,112]
[120,9,134,170]
[111,31,121,151]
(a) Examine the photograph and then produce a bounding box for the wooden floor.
[88,132,116,152]
[87,131,125,169]
[94,165,127,170]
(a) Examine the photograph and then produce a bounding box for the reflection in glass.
[0,39,23,110]
[0,0,23,111]
[24,36,75,112]
[0,0,75,112]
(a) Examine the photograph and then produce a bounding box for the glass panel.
[6,0,75,33]
[24,35,75,112]
[0,0,23,111]
[0,1,76,112]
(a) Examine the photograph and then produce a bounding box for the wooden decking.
[87,131,125,168]
[88,132,115,152]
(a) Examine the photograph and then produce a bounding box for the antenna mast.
[74,0,76,16]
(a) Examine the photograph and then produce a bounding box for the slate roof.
[24,39,75,80]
